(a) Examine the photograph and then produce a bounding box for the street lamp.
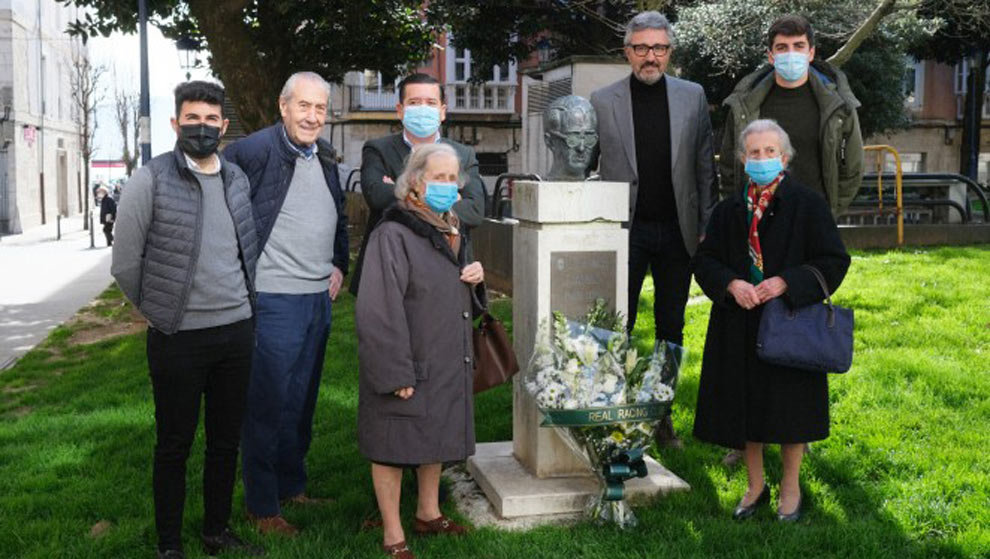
[175,36,201,81]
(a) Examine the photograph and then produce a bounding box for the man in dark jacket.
[112,81,262,559]
[223,71,348,536]
[97,186,115,246]
[719,14,864,216]
[349,72,486,296]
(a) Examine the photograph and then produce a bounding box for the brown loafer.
[281,493,334,506]
[383,540,415,559]
[413,515,468,536]
[247,513,299,537]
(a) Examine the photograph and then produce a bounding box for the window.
[904,58,923,109]
[979,153,990,185]
[884,152,925,174]
[476,152,508,176]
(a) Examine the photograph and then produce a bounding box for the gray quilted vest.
[140,147,259,334]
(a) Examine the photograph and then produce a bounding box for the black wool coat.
[356,206,486,465]
[692,175,850,450]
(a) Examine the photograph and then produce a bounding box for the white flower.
[601,375,618,395]
[625,348,639,375]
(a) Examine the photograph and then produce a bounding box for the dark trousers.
[147,318,254,552]
[102,222,114,246]
[242,292,331,517]
[627,218,692,346]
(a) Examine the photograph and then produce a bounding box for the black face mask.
[177,123,221,158]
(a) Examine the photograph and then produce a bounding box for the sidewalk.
[0,213,113,369]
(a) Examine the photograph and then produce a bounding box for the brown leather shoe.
[413,515,468,536]
[248,514,299,537]
[383,541,415,559]
[281,493,334,507]
[653,415,684,450]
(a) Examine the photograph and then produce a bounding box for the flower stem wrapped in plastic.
[524,301,684,528]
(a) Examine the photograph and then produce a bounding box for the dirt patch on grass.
[89,520,113,538]
[64,299,146,346]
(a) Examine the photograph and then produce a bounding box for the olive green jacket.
[719,60,863,216]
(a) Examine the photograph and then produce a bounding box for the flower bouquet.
[524,300,684,528]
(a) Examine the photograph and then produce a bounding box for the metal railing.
[855,172,990,225]
[347,86,399,112]
[488,173,540,219]
[861,145,904,246]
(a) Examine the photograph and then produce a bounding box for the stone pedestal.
[510,180,629,477]
[465,180,690,521]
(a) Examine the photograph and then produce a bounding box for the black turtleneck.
[630,74,675,224]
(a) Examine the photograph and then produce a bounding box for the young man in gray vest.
[112,81,262,559]
[224,72,349,536]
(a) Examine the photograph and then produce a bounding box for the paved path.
[0,214,113,370]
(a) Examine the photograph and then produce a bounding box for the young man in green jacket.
[719,14,864,217]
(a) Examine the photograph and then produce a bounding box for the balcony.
[445,84,516,114]
[348,85,399,112]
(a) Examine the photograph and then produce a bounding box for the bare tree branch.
[827,0,898,67]
[70,51,105,229]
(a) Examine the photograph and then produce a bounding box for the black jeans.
[627,218,692,346]
[147,318,254,552]
[102,222,114,246]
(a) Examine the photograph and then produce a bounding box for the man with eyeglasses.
[591,11,716,449]
[350,72,486,296]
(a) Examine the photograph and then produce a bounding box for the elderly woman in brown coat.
[356,143,485,559]
[693,119,850,523]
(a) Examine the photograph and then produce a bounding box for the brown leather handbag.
[472,312,519,394]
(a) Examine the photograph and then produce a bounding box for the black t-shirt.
[761,82,823,196]
[630,74,676,224]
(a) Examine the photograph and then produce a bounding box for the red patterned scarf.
[746,175,782,283]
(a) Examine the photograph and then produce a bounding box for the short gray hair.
[737,119,795,162]
[624,11,674,45]
[280,71,331,102]
[394,143,464,201]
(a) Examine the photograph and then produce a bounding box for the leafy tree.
[909,0,990,178]
[673,0,934,138]
[59,0,443,131]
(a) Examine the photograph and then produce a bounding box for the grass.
[1,247,988,558]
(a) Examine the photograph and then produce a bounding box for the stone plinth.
[511,180,629,478]
[467,442,690,519]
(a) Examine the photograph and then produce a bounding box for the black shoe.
[777,494,802,523]
[732,483,770,520]
[157,550,184,559]
[202,527,265,557]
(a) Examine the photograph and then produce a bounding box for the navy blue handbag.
[756,265,854,373]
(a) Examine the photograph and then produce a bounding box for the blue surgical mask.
[402,105,441,138]
[773,51,810,83]
[744,158,783,186]
[424,181,458,213]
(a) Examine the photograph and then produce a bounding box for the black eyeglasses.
[549,131,598,149]
[628,43,672,57]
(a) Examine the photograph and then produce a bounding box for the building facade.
[325,33,526,194]
[867,58,990,183]
[0,0,86,234]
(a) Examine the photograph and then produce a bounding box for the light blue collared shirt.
[282,125,318,160]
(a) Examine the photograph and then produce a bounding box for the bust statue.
[543,95,598,181]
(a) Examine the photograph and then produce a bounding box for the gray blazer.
[590,74,717,256]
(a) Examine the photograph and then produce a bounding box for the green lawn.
[1,247,988,558]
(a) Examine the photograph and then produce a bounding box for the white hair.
[280,71,331,102]
[395,143,464,200]
[624,11,675,45]
[737,119,795,162]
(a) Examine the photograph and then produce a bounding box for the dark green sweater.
[761,83,823,195]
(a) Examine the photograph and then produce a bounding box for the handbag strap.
[801,265,833,305]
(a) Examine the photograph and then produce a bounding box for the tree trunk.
[826,0,896,68]
[187,0,283,133]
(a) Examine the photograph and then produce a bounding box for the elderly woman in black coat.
[693,119,850,523]
[356,143,485,559]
